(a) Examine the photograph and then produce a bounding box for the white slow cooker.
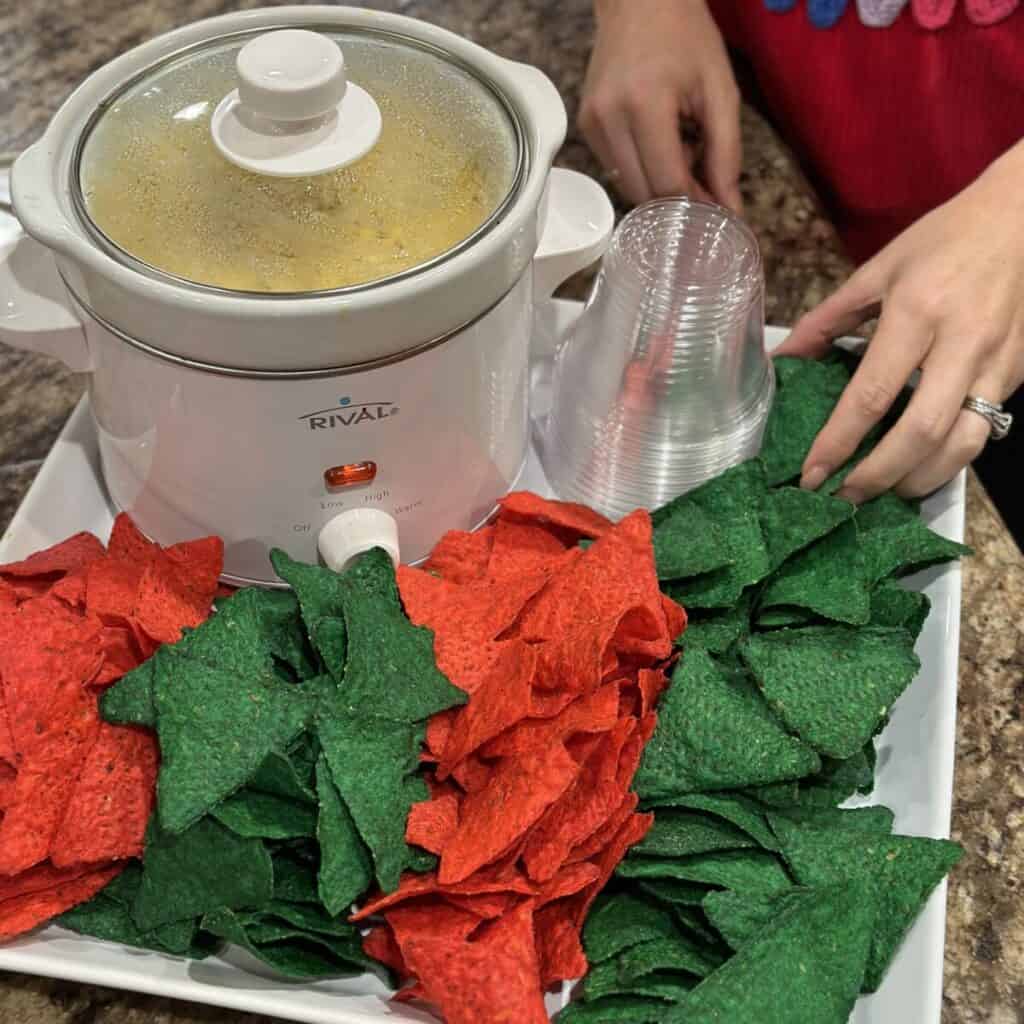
[0,5,613,585]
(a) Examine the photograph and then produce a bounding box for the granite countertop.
[1,2,1022,1022]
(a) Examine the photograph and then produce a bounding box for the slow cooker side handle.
[533,168,615,302]
[0,165,93,373]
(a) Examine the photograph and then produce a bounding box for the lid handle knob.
[211,29,382,178]
[237,30,348,123]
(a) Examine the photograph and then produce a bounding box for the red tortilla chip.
[0,859,103,903]
[49,570,88,610]
[388,899,548,1024]
[107,514,158,563]
[571,810,653,927]
[133,543,222,645]
[446,891,515,920]
[617,713,657,791]
[0,580,17,611]
[535,901,588,986]
[0,761,16,812]
[406,794,460,855]
[363,923,408,974]
[529,689,579,719]
[449,752,493,795]
[0,532,105,580]
[422,527,495,585]
[438,641,536,779]
[0,668,101,876]
[425,709,456,761]
[50,723,157,868]
[393,983,429,1005]
[439,744,580,885]
[498,492,613,541]
[567,792,639,864]
[487,519,570,580]
[0,862,120,941]
[0,693,15,768]
[636,668,669,717]
[85,557,144,623]
[214,583,237,601]
[352,859,534,921]
[521,718,636,883]
[537,861,601,906]
[482,682,620,759]
[92,626,143,688]
[661,593,687,641]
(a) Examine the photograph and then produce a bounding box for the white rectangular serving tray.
[0,304,964,1024]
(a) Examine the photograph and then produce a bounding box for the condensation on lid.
[74,26,522,295]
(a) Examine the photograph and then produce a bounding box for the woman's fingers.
[632,93,703,199]
[835,337,976,502]
[580,102,652,205]
[799,304,933,491]
[701,83,744,213]
[895,406,992,498]
[775,270,881,359]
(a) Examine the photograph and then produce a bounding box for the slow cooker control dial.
[318,508,400,574]
[210,29,382,178]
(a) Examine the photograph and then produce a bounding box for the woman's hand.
[776,141,1024,503]
[580,0,742,211]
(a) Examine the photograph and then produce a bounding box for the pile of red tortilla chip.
[356,493,685,1024]
[0,515,222,940]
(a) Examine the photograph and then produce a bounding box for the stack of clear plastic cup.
[537,196,773,519]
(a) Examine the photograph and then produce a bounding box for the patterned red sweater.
[708,3,1024,260]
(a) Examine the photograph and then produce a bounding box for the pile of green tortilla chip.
[60,548,465,980]
[562,354,968,1023]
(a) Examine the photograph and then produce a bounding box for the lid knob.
[237,29,348,122]
[210,29,382,178]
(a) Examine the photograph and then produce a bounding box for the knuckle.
[906,408,949,447]
[849,378,897,421]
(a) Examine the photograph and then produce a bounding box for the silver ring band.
[963,395,1013,440]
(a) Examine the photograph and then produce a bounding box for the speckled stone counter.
[1,2,1021,1022]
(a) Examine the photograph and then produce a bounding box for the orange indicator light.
[324,462,377,488]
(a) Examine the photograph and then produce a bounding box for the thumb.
[702,85,743,214]
[775,268,882,358]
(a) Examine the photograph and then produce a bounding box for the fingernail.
[837,486,865,505]
[800,466,828,491]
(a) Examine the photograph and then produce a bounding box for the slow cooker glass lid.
[74,25,524,296]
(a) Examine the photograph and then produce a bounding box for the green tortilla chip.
[760,358,850,486]
[636,879,715,908]
[636,649,820,801]
[315,754,374,916]
[702,887,814,951]
[856,494,971,583]
[618,849,793,898]
[740,625,920,760]
[211,791,316,840]
[559,995,672,1023]
[271,853,320,905]
[663,461,772,608]
[652,497,733,581]
[583,891,679,964]
[249,750,317,805]
[869,580,931,639]
[270,549,349,679]
[682,595,752,655]
[769,804,894,835]
[634,811,757,859]
[153,650,317,834]
[759,487,855,572]
[329,549,466,723]
[100,660,156,728]
[201,906,373,980]
[754,607,818,629]
[643,792,778,852]
[132,817,273,931]
[758,520,871,626]
[666,883,875,1022]
[768,816,964,992]
[58,864,215,960]
[616,935,724,981]
[317,710,429,892]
